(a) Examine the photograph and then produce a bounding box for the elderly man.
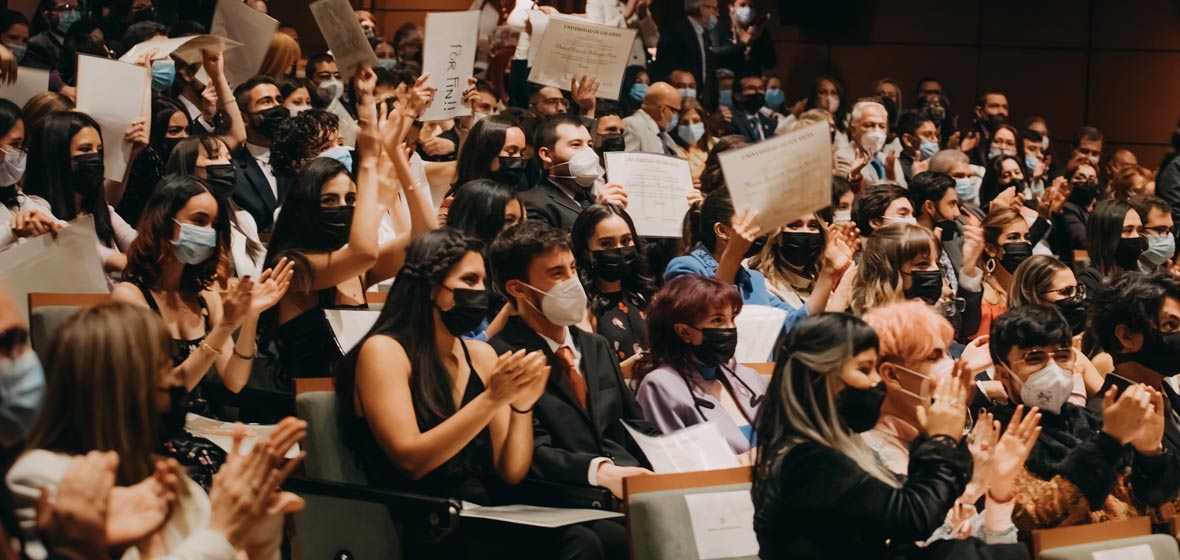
[622,82,681,155]
[835,100,906,187]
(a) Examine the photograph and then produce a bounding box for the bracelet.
[198,340,222,357]
[232,347,257,359]
[510,404,534,414]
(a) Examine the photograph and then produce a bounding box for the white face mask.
[833,209,852,223]
[0,147,26,187]
[860,128,887,155]
[823,95,839,113]
[522,277,587,327]
[892,358,954,406]
[555,148,604,188]
[318,79,344,103]
[288,105,312,118]
[889,215,918,226]
[1010,361,1073,415]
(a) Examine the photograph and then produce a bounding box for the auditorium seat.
[1039,534,1179,560]
[27,293,110,358]
[624,466,755,560]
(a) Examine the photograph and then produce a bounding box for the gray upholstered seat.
[1040,534,1180,560]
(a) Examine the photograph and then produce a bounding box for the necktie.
[555,346,587,410]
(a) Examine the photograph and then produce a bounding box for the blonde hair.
[749,213,829,293]
[851,224,940,315]
[259,32,301,80]
[863,300,953,365]
[26,302,172,485]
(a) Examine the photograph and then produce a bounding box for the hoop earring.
[985,257,996,275]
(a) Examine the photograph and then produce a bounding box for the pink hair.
[862,300,954,364]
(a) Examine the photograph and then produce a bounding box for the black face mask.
[1068,181,1098,208]
[70,153,105,196]
[1114,236,1145,271]
[436,288,490,336]
[905,269,943,305]
[981,113,1006,132]
[490,156,525,186]
[690,326,738,367]
[598,135,625,154]
[1054,294,1088,336]
[318,205,355,248]
[934,218,959,242]
[1122,331,1180,377]
[203,164,237,198]
[159,385,188,441]
[744,235,768,259]
[252,105,288,139]
[130,7,156,23]
[740,93,765,113]
[590,245,639,283]
[159,137,183,159]
[776,231,822,271]
[836,382,886,433]
[999,241,1032,273]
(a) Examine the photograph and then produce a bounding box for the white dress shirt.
[536,327,612,486]
[245,142,279,200]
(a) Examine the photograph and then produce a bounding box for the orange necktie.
[555,346,587,410]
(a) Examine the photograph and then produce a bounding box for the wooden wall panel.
[828,44,978,124]
[1092,0,1180,50]
[977,48,1088,137]
[863,0,979,45]
[979,0,1088,49]
[1087,51,1180,144]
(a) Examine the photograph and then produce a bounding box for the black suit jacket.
[231,145,288,232]
[23,32,61,70]
[517,180,585,232]
[489,317,656,487]
[652,19,716,108]
[714,19,777,75]
[726,108,776,143]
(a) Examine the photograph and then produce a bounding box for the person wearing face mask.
[928,149,986,216]
[451,115,531,200]
[0,10,30,66]
[836,100,907,188]
[622,82,682,155]
[522,115,627,231]
[725,73,776,143]
[749,213,850,315]
[1018,127,1049,192]
[619,66,651,117]
[334,229,613,559]
[895,110,939,182]
[592,101,627,156]
[489,221,658,504]
[1070,126,1104,170]
[0,99,59,249]
[1128,195,1175,273]
[651,0,719,108]
[635,275,767,458]
[851,183,917,238]
[1047,157,1101,263]
[231,75,294,230]
[280,77,313,119]
[907,172,988,300]
[753,313,1000,559]
[571,204,656,369]
[1077,199,1145,300]
[971,209,1032,340]
[714,0,776,76]
[863,301,1037,549]
[306,53,345,109]
[969,89,1009,166]
[23,0,82,70]
[670,99,715,184]
[0,286,44,449]
[23,111,139,287]
[117,97,193,226]
[985,304,1180,535]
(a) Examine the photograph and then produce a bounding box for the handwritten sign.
[310,0,379,82]
[420,11,479,122]
[604,152,692,237]
[718,120,833,232]
[528,14,636,100]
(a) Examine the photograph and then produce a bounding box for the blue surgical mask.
[919,140,939,159]
[319,144,354,170]
[678,122,706,144]
[955,177,975,202]
[988,147,1015,160]
[668,112,680,132]
[630,82,649,102]
[2,42,25,62]
[764,87,785,109]
[719,89,734,108]
[1025,154,1039,170]
[376,58,397,71]
[172,221,218,265]
[1143,234,1176,267]
[0,349,45,448]
[678,87,698,100]
[57,9,80,34]
[151,59,176,92]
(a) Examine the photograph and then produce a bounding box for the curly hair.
[270,109,340,179]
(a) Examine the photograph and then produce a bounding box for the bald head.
[641,82,682,132]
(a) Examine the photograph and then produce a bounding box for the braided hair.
[334,228,486,474]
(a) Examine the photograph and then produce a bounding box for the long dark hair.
[808,75,849,133]
[445,178,518,246]
[23,111,115,246]
[633,275,742,383]
[0,98,19,141]
[165,134,264,262]
[570,203,656,315]
[150,96,189,155]
[453,115,516,193]
[687,187,736,253]
[124,174,232,293]
[1087,199,1137,277]
[265,157,350,266]
[334,228,484,471]
[979,154,1023,209]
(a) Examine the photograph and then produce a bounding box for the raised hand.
[208,424,305,549]
[201,48,225,81]
[960,212,985,274]
[125,120,149,155]
[1130,386,1166,455]
[487,350,528,404]
[570,75,599,116]
[353,65,377,100]
[821,231,854,277]
[249,258,295,315]
[963,410,998,502]
[959,131,980,153]
[596,182,628,208]
[917,371,968,441]
[0,43,15,85]
[219,276,255,330]
[106,458,180,546]
[958,335,992,378]
[988,405,1041,502]
[408,73,436,119]
[1039,177,1068,219]
[1102,384,1154,446]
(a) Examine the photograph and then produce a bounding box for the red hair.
[633,275,743,383]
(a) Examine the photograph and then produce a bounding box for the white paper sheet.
[1092,544,1155,560]
[185,413,301,459]
[324,308,380,354]
[326,98,359,147]
[734,304,786,363]
[683,491,760,560]
[604,152,692,237]
[528,14,636,100]
[75,55,151,182]
[623,423,739,474]
[210,0,279,87]
[0,215,107,322]
[718,120,833,232]
[0,67,49,108]
[459,502,623,528]
[309,0,379,82]
[419,11,480,122]
[525,10,550,66]
[119,34,240,64]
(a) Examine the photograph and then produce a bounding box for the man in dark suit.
[651,0,720,108]
[23,0,76,70]
[489,221,656,501]
[726,73,775,143]
[519,115,627,232]
[714,0,776,76]
[231,75,291,231]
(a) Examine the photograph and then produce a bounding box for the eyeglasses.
[1144,226,1173,237]
[662,103,682,114]
[935,297,966,316]
[1041,284,1085,300]
[51,3,78,12]
[1015,347,1074,369]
